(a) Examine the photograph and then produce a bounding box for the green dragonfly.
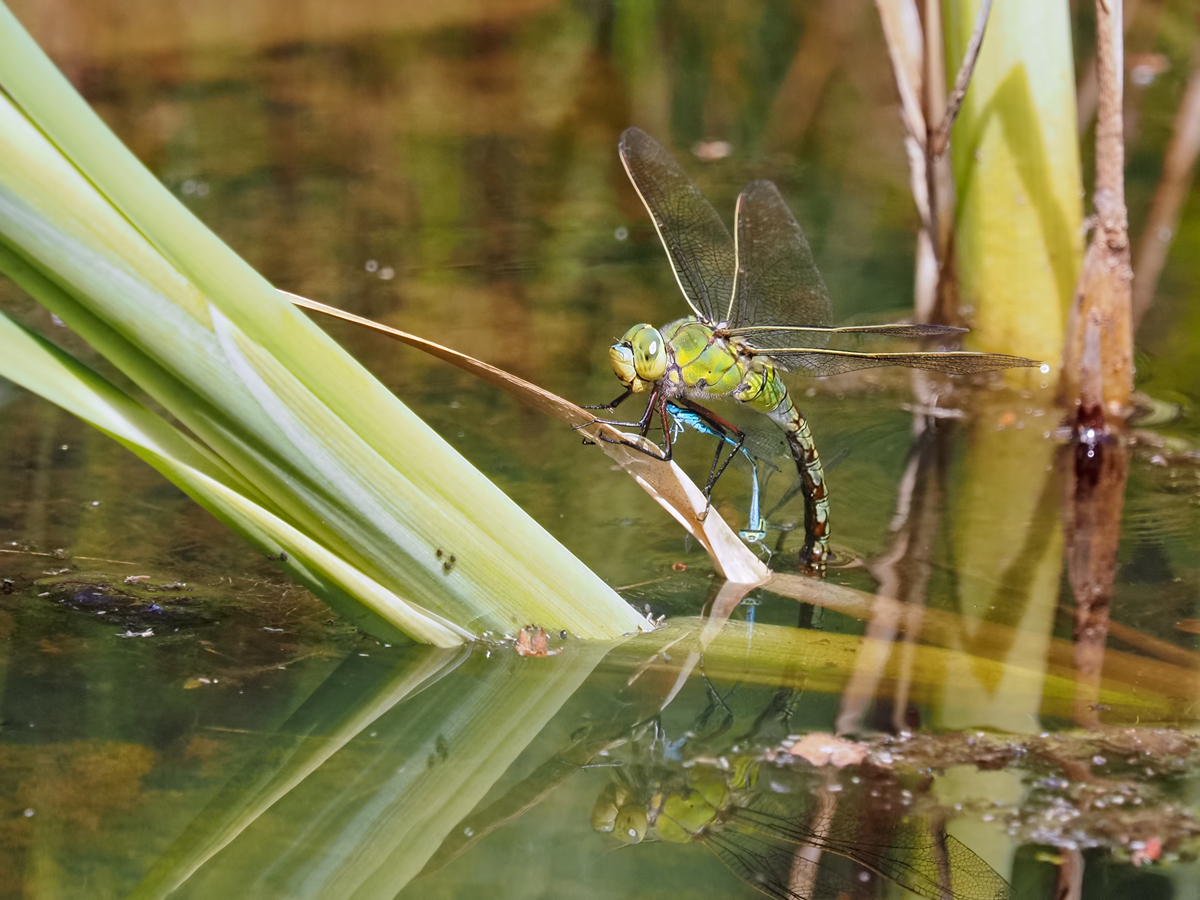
[592,759,1010,900]
[589,128,1038,573]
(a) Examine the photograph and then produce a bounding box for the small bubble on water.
[23,809,34,818]
[380,266,395,280]
[365,260,379,273]
[1039,363,1051,374]
[614,226,628,241]
[1092,755,1106,766]
[182,179,197,195]
[464,827,474,837]
[195,182,209,197]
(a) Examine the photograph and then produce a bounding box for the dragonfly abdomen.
[738,364,831,571]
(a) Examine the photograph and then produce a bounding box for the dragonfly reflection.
[591,726,1009,900]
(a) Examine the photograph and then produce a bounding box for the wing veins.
[618,128,733,324]
[726,324,968,338]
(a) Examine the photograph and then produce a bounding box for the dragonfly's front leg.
[582,387,633,411]
[576,388,672,462]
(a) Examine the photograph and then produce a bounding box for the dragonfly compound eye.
[628,324,667,381]
[612,804,649,844]
[590,782,627,833]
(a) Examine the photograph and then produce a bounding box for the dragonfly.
[592,760,1010,900]
[588,128,1038,573]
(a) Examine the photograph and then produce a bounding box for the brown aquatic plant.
[1061,0,1135,424]
[874,0,994,322]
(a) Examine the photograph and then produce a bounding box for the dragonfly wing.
[735,802,1011,900]
[726,323,967,339]
[759,348,1039,377]
[728,180,833,343]
[619,127,734,324]
[704,829,876,900]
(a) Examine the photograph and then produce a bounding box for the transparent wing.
[619,127,735,324]
[704,829,875,900]
[755,347,1039,378]
[725,323,967,339]
[726,180,833,343]
[734,800,1011,900]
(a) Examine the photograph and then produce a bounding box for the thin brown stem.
[930,0,995,158]
[1077,0,1152,135]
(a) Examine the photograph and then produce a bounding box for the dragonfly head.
[610,324,667,390]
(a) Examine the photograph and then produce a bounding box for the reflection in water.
[1,0,1200,897]
[1061,431,1130,726]
[588,716,1010,900]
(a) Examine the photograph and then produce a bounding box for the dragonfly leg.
[676,400,745,503]
[582,387,634,411]
[705,429,744,500]
[577,388,672,462]
[588,430,669,462]
[655,393,673,462]
[579,387,661,431]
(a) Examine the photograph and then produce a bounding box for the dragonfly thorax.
[609,323,667,392]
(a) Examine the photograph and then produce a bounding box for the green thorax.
[661,318,789,420]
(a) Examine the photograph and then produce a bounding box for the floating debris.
[515,626,561,657]
[787,732,868,768]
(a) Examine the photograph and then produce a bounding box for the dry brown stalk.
[929,0,994,159]
[1076,0,1149,134]
[1061,0,1134,423]
[875,0,992,322]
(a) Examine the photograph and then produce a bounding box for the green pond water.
[3,1,1200,897]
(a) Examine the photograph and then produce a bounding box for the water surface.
[2,1,1200,897]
